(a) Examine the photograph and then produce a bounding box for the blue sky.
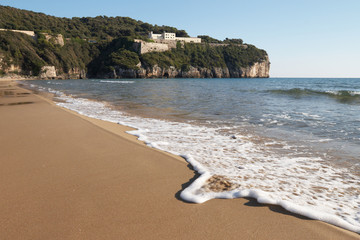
[1,0,360,77]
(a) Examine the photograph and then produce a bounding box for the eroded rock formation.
[100,57,270,79]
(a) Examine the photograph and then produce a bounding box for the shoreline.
[0,79,359,239]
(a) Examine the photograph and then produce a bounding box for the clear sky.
[1,0,360,77]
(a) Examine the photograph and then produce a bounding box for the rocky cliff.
[1,63,86,80]
[98,57,270,79]
[58,67,87,79]
[1,58,268,80]
[0,6,271,80]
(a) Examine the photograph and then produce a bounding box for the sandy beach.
[0,80,359,240]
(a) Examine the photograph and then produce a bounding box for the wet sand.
[0,80,359,239]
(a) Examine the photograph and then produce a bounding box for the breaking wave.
[269,88,360,103]
[22,79,360,233]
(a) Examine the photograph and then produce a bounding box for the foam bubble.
[28,85,360,233]
[327,90,360,96]
[100,80,134,84]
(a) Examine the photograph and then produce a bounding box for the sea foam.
[100,80,134,84]
[29,85,360,233]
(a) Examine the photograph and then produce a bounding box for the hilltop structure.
[148,31,201,43]
[0,6,269,79]
[133,32,202,55]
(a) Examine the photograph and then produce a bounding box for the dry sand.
[0,80,359,240]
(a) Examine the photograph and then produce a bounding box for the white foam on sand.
[30,86,360,233]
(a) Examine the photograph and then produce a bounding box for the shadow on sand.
[175,162,312,221]
[175,162,200,204]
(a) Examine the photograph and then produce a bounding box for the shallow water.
[24,78,360,233]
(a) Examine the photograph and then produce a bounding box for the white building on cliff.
[148,31,201,43]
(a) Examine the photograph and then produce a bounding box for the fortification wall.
[151,39,178,48]
[0,29,65,46]
[175,37,201,43]
[208,43,247,48]
[0,28,36,38]
[133,40,169,54]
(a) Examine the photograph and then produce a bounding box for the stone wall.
[0,29,65,46]
[133,39,187,54]
[151,39,179,49]
[175,37,201,43]
[133,40,169,54]
[0,28,36,38]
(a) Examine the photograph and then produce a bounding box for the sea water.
[23,78,360,233]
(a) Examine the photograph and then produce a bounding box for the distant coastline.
[0,6,270,80]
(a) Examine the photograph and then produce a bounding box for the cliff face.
[99,57,270,79]
[42,33,64,47]
[0,63,86,80]
[1,59,269,80]
[0,6,271,80]
[58,67,86,79]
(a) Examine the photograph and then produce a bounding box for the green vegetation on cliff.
[140,43,266,70]
[89,37,267,76]
[0,31,98,75]
[0,5,188,40]
[0,5,268,78]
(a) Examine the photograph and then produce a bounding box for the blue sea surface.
[30,78,360,165]
[25,78,360,232]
